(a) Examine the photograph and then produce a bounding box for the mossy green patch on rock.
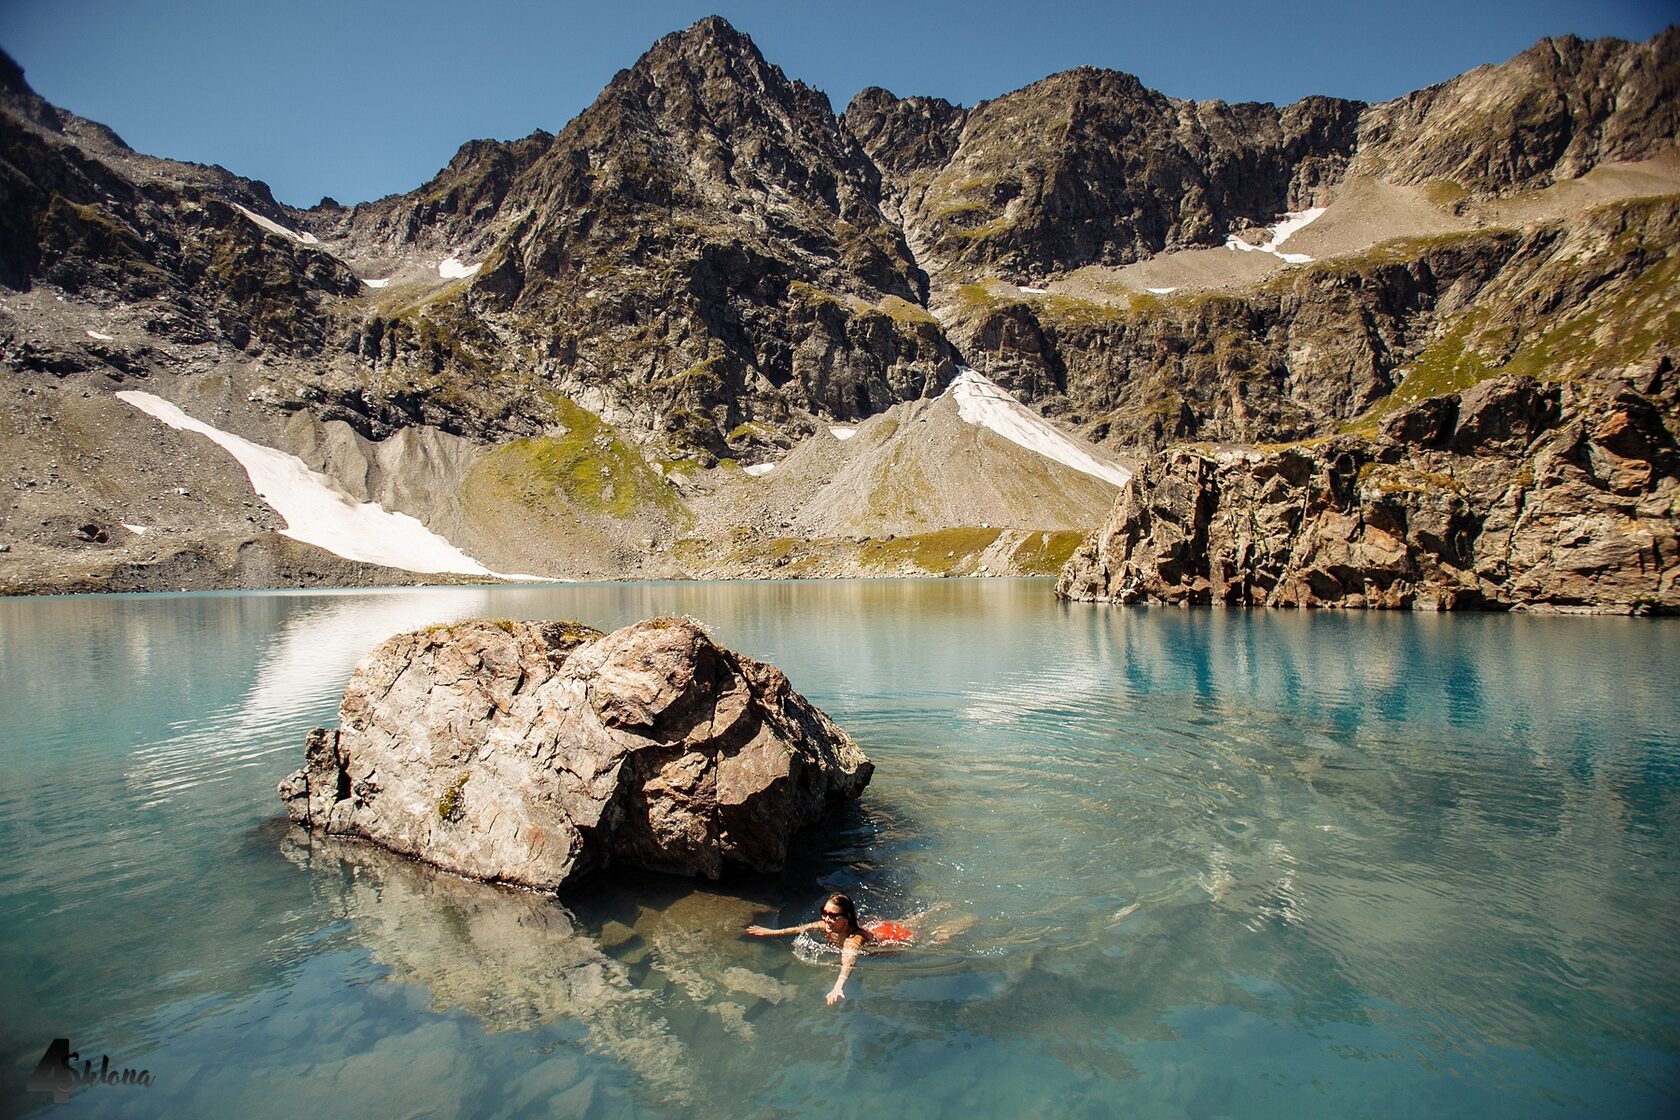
[667,521,1117,580]
[1033,294,1132,327]
[786,280,856,310]
[858,526,1001,571]
[657,357,727,394]
[1355,200,1680,423]
[1423,180,1469,208]
[878,295,939,325]
[465,395,688,521]
[438,771,470,822]
[1498,250,1680,381]
[727,420,775,444]
[1293,229,1516,277]
[1356,462,1463,496]
[948,216,1016,241]
[1006,530,1089,574]
[1380,319,1497,413]
[932,198,990,218]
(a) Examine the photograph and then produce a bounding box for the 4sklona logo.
[25,1039,153,1105]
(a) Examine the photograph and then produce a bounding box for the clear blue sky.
[1,0,1673,208]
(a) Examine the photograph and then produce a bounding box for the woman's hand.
[744,924,775,937]
[826,984,846,1006]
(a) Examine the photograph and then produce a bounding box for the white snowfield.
[115,391,507,577]
[947,369,1131,488]
[742,463,776,477]
[363,277,392,289]
[1146,287,1178,295]
[86,329,114,340]
[829,427,857,441]
[1225,206,1324,265]
[439,257,482,279]
[231,203,319,245]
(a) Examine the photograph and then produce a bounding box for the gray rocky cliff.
[1057,373,1679,613]
[1351,29,1680,190]
[0,51,361,355]
[331,17,956,455]
[944,194,1680,453]
[850,29,1677,284]
[847,72,1362,280]
[278,616,873,888]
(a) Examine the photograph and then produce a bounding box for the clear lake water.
[0,580,1676,1118]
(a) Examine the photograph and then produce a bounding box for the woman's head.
[820,892,859,935]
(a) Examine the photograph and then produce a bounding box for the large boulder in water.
[278,616,873,889]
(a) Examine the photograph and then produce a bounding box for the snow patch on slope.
[232,203,319,244]
[947,369,1130,488]
[1225,207,1324,264]
[116,391,504,577]
[439,257,481,279]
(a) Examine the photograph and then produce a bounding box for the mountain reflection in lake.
[1,582,1675,1118]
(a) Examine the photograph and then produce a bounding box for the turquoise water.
[1,580,1676,1118]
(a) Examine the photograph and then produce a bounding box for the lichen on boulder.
[279,616,873,889]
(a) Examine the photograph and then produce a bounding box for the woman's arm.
[826,934,864,1005]
[744,921,818,937]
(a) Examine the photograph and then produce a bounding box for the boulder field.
[279,616,872,889]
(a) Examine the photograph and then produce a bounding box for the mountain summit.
[0,20,1676,609]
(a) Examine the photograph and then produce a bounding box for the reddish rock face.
[279,616,872,889]
[1058,375,1679,614]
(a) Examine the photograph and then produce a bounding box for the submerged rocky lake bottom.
[1,580,1676,1117]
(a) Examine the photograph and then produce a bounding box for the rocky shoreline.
[1057,372,1679,614]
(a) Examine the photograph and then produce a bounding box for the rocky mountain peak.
[842,87,965,178]
[320,11,947,457]
[860,61,1362,280]
[443,134,553,177]
[1,21,1675,606]
[592,14,846,164]
[0,48,32,97]
[647,14,774,72]
[0,47,66,134]
[1351,25,1679,189]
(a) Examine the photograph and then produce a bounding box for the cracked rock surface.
[279,616,872,888]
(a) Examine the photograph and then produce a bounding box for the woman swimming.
[744,892,913,1005]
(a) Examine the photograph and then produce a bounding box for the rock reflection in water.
[280,829,700,1105]
[601,888,799,1042]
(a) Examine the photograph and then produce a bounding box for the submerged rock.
[279,616,872,888]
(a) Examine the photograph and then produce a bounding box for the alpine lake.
[1,579,1675,1118]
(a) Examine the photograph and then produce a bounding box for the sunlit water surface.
[1,581,1676,1118]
